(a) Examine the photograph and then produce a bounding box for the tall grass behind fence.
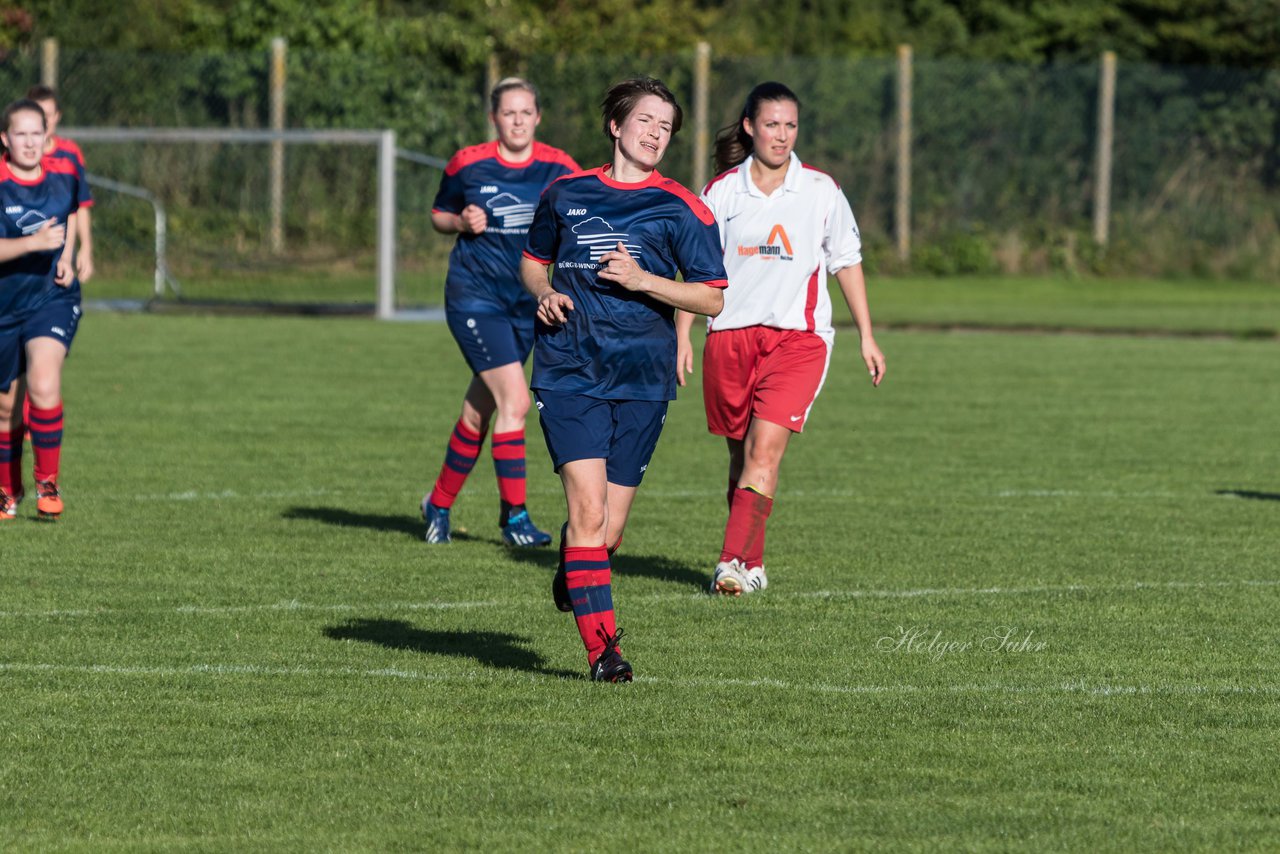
[4,44,1277,303]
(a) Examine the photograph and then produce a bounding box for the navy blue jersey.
[434,140,579,316]
[47,136,93,208]
[523,166,728,401]
[0,156,80,322]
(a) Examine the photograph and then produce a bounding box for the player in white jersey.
[676,81,886,596]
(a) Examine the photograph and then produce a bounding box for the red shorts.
[702,326,831,439]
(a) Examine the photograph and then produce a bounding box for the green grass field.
[87,270,1280,338]
[3,289,1279,850]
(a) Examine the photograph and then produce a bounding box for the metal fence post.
[896,44,913,262]
[270,37,287,255]
[1093,51,1116,246]
[693,41,711,192]
[377,130,397,319]
[41,38,58,88]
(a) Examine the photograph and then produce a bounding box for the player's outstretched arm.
[834,263,885,387]
[599,242,723,318]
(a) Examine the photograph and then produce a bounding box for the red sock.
[720,486,774,566]
[564,545,616,665]
[491,429,527,508]
[428,420,484,509]
[0,429,21,494]
[28,403,63,484]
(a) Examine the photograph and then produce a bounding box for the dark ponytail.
[712,81,800,176]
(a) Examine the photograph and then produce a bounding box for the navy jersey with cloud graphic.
[433,140,579,316]
[0,156,80,322]
[523,166,727,401]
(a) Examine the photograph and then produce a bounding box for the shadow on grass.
[1215,489,1280,502]
[323,618,578,678]
[505,547,706,593]
[282,506,482,543]
[617,553,707,593]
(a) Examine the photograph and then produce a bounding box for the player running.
[676,81,886,596]
[0,98,83,521]
[421,78,579,547]
[521,77,727,682]
[27,86,94,284]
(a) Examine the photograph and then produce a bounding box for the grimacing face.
[3,108,47,171]
[611,94,675,172]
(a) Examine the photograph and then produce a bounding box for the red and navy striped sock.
[564,545,617,666]
[720,485,774,566]
[0,428,21,495]
[491,429,527,513]
[428,419,485,509]
[28,404,63,484]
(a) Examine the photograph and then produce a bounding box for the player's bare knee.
[567,506,607,544]
[23,377,60,408]
[500,394,530,422]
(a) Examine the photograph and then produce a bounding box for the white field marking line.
[3,579,1278,621]
[128,487,338,502]
[0,600,502,619]
[113,485,1213,503]
[796,578,1280,601]
[0,661,1276,699]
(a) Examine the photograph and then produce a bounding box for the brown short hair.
[25,84,59,109]
[600,77,682,143]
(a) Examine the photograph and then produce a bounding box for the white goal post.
[65,127,448,319]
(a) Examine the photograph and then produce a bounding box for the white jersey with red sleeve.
[701,151,862,340]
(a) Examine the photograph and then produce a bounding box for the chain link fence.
[6,44,1277,307]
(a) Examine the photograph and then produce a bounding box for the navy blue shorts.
[0,292,82,392]
[446,310,534,374]
[533,390,668,488]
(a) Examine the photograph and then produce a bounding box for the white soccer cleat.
[710,558,747,596]
[744,565,768,593]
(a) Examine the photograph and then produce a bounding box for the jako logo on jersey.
[571,216,642,262]
[5,206,21,214]
[567,208,587,216]
[486,192,535,227]
[737,224,794,261]
[480,185,498,193]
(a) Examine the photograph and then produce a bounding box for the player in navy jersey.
[0,99,82,521]
[421,78,579,547]
[520,77,727,682]
[28,86,93,284]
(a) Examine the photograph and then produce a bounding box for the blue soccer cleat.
[422,497,452,544]
[502,507,552,547]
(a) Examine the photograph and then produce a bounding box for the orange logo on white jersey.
[736,224,794,261]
